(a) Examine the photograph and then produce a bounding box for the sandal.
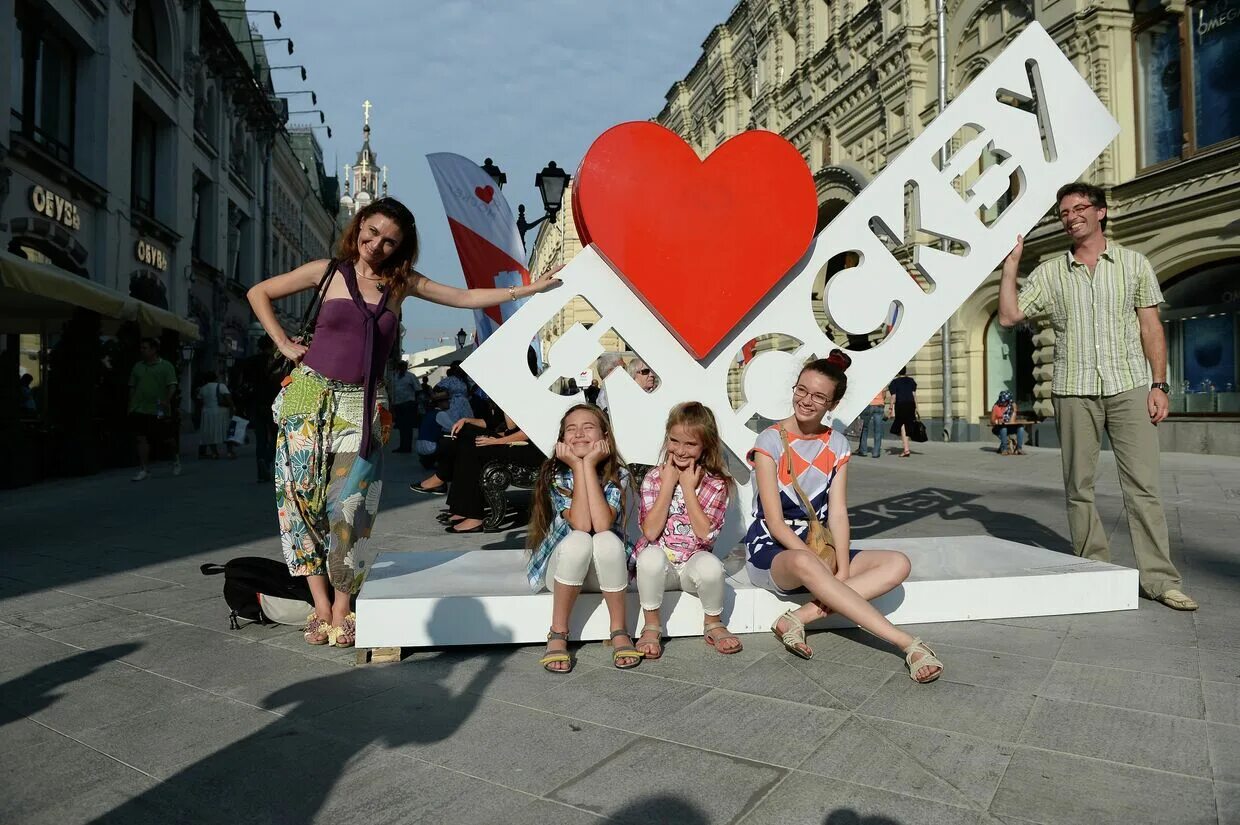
[539,629,573,674]
[303,613,331,646]
[636,624,664,659]
[771,610,812,659]
[704,621,742,655]
[329,612,357,648]
[903,637,943,683]
[609,629,644,670]
[900,450,911,458]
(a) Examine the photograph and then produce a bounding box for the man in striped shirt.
[998,182,1197,611]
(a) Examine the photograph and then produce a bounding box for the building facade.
[529,0,1239,453]
[1,0,338,482]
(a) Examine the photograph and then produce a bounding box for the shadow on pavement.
[825,810,903,824]
[614,794,710,824]
[939,501,1073,554]
[0,643,142,729]
[87,600,511,824]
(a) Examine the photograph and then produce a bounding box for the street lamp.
[236,37,294,55]
[480,158,507,189]
[180,342,196,363]
[456,329,468,349]
[218,9,282,28]
[270,65,308,81]
[282,89,318,105]
[289,109,326,124]
[516,161,570,248]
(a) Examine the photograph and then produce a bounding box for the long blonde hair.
[526,404,627,552]
[661,402,733,487]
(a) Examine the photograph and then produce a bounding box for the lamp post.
[289,109,326,124]
[516,161,570,249]
[236,37,294,55]
[456,329,468,350]
[218,9,282,28]
[179,341,197,415]
[480,158,507,189]
[270,65,308,81]
[281,90,318,106]
[934,0,956,441]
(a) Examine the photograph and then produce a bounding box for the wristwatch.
[1151,382,1170,394]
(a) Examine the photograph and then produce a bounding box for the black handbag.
[908,417,929,443]
[272,259,337,376]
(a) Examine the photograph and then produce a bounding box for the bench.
[355,536,1137,648]
[479,460,653,531]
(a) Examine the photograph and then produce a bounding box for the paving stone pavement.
[2,439,1238,824]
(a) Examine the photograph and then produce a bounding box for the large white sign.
[465,24,1118,536]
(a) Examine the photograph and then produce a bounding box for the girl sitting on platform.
[526,404,642,673]
[633,402,740,659]
[745,351,943,682]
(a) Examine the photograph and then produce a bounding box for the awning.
[0,249,199,340]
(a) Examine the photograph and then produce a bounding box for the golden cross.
[362,99,372,126]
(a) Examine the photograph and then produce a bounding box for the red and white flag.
[427,152,532,344]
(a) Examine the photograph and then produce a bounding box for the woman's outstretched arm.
[407,265,562,309]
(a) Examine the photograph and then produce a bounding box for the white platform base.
[355,537,1137,649]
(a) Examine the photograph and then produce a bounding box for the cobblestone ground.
[2,438,1237,824]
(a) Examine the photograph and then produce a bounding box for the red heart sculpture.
[474,185,494,204]
[574,122,817,359]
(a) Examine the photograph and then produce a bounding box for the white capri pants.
[635,547,726,616]
[544,530,629,593]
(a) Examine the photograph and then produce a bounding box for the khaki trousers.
[1053,387,1181,597]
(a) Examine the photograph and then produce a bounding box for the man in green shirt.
[128,337,181,481]
[998,182,1196,611]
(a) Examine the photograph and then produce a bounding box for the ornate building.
[0,0,339,483]
[530,0,1240,454]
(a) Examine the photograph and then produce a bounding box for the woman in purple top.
[248,198,559,647]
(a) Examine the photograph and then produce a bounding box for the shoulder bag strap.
[778,426,823,528]
[297,259,338,337]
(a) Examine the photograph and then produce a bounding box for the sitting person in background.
[990,390,1026,455]
[594,353,626,413]
[627,357,659,393]
[414,389,452,469]
[436,362,474,425]
[436,408,543,534]
[409,390,502,494]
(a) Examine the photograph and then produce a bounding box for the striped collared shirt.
[1017,242,1162,397]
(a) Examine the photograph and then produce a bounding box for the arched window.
[133,0,159,62]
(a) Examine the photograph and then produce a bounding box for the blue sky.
[251,0,733,352]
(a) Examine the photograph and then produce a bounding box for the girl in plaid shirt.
[633,403,741,659]
[526,404,641,673]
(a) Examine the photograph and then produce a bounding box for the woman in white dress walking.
[196,371,236,459]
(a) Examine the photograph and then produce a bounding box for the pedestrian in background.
[857,387,887,458]
[195,370,236,460]
[1000,181,1196,611]
[128,337,180,481]
[240,337,283,482]
[888,367,918,458]
[391,361,419,453]
[437,361,473,425]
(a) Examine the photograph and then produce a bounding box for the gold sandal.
[303,613,331,646]
[539,630,573,674]
[704,621,742,654]
[771,610,812,659]
[609,629,644,670]
[636,624,664,659]
[903,637,943,683]
[328,612,356,648]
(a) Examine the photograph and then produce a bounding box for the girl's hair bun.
[825,349,852,371]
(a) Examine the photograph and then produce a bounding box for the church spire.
[339,99,386,219]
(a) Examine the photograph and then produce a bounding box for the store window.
[1161,261,1240,414]
[10,7,78,164]
[1135,0,1240,169]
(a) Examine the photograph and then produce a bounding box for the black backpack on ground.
[200,557,313,629]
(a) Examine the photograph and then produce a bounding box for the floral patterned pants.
[273,372,389,594]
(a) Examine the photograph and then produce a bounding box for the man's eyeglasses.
[792,385,831,406]
[636,368,653,376]
[1058,203,1097,221]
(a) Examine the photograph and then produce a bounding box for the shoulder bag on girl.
[778,426,839,574]
[272,259,338,376]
